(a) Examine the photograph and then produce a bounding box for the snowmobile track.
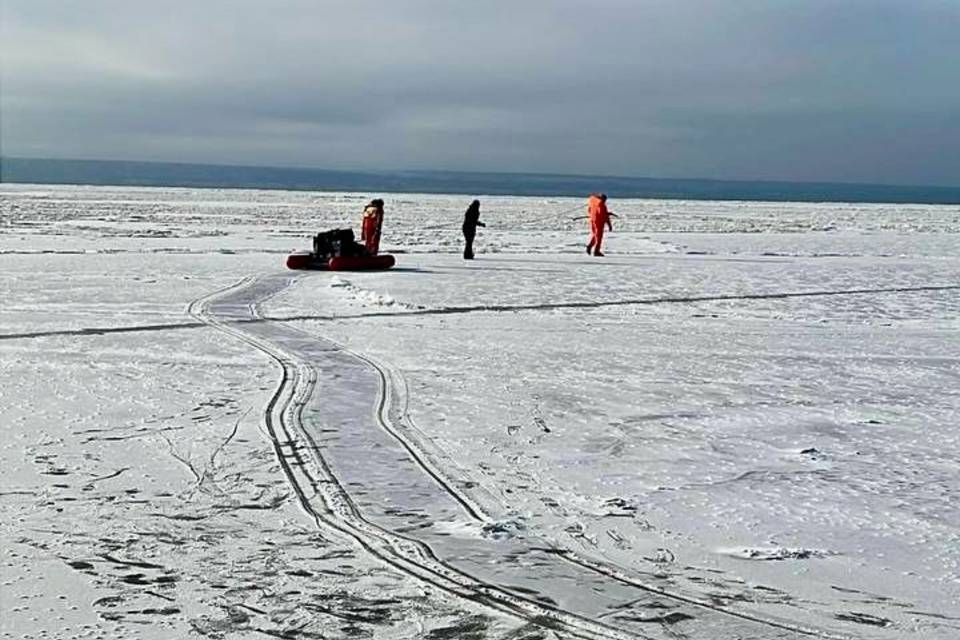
[335,328,853,640]
[189,275,640,640]
[188,273,861,640]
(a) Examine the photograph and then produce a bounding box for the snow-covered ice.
[1,184,958,639]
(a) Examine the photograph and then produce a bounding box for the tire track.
[335,337,854,640]
[190,273,860,640]
[189,275,642,640]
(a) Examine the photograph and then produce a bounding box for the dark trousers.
[463,230,475,259]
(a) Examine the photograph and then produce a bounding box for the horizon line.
[3,155,958,192]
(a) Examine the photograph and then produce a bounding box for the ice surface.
[2,184,958,639]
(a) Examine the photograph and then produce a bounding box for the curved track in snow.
[189,273,863,640]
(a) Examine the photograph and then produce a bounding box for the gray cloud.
[2,0,958,185]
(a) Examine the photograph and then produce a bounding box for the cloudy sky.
[2,0,958,185]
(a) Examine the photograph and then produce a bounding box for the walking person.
[360,198,385,255]
[462,199,485,259]
[585,193,612,256]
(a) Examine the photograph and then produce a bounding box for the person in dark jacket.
[462,199,485,259]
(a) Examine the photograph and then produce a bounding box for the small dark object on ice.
[836,612,893,627]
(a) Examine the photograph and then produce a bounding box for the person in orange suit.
[586,193,612,256]
[360,198,384,255]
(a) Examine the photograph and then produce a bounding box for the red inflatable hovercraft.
[286,228,395,271]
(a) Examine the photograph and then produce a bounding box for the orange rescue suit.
[361,203,383,255]
[586,194,611,256]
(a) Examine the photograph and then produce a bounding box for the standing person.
[462,199,485,259]
[360,198,385,255]
[586,193,612,256]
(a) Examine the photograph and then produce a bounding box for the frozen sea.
[1,184,958,639]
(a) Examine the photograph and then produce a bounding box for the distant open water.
[2,156,958,205]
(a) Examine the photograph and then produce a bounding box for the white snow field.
[1,184,958,640]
